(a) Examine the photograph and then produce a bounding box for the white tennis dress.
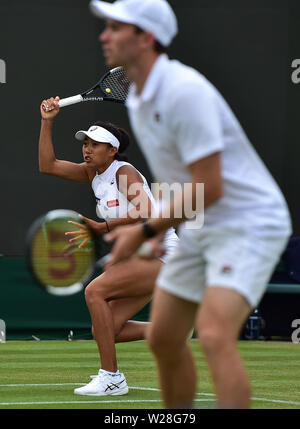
[91,159,178,262]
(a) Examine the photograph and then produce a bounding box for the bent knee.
[85,280,107,303]
[84,283,95,302]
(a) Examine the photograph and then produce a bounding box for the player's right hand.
[40,96,60,120]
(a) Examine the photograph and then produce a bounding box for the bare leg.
[147,288,198,408]
[85,257,162,373]
[196,286,252,409]
[109,297,151,342]
[92,318,150,343]
[114,320,149,342]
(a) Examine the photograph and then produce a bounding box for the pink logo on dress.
[107,199,119,208]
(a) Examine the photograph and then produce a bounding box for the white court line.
[251,396,300,406]
[0,384,160,390]
[0,383,299,407]
[0,399,214,406]
[195,392,300,406]
[0,383,84,387]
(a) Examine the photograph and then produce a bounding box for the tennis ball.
[106,88,111,93]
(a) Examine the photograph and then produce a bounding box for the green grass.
[0,340,299,409]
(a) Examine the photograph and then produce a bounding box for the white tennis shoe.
[74,370,128,396]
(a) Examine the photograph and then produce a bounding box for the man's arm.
[104,152,223,267]
[146,151,223,234]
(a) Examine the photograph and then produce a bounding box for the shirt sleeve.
[169,79,224,166]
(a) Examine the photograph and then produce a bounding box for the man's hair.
[134,26,168,54]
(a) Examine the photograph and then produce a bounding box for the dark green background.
[0,0,298,256]
[1,1,300,338]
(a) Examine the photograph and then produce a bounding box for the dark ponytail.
[92,121,130,161]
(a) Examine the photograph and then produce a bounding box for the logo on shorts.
[221,265,233,275]
[154,112,161,122]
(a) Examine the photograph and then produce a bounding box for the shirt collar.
[96,160,117,179]
[126,54,169,109]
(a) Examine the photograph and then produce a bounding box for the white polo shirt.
[126,54,291,232]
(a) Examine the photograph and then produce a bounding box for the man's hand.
[137,234,166,260]
[104,223,146,268]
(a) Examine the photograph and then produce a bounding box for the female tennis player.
[39,96,178,396]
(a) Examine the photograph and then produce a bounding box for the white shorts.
[156,224,290,309]
[160,228,179,264]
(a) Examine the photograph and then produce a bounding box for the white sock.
[100,369,120,376]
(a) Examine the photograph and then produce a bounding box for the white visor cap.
[75,125,120,149]
[89,0,178,47]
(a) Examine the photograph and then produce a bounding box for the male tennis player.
[89,0,292,408]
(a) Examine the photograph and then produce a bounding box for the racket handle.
[58,94,83,108]
[42,94,83,112]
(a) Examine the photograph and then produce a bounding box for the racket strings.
[29,212,97,290]
[100,68,131,102]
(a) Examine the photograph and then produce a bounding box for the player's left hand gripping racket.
[42,66,131,112]
[26,209,111,296]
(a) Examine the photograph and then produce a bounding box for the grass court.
[0,339,299,409]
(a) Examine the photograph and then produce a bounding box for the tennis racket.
[42,66,131,112]
[26,209,111,296]
[26,209,162,296]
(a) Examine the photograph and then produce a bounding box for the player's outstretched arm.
[39,97,90,182]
